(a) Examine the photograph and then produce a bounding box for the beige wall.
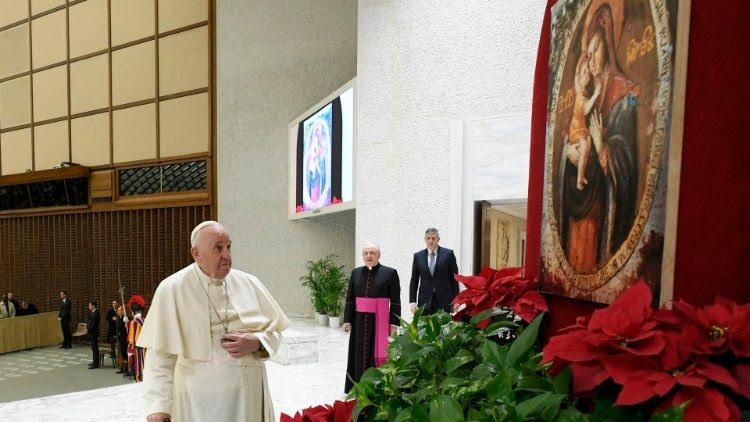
[0,0,211,176]
[217,0,357,315]
[488,208,527,270]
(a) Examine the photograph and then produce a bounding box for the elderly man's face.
[362,246,380,268]
[117,306,124,317]
[192,226,233,279]
[112,301,118,309]
[7,293,13,300]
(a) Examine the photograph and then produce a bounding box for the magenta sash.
[355,297,390,367]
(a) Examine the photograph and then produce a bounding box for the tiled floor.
[0,317,350,421]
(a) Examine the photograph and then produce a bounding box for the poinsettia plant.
[451,266,548,329]
[542,280,750,422]
[280,399,356,422]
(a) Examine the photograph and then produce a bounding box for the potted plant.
[300,255,347,326]
[320,256,348,328]
[324,272,348,328]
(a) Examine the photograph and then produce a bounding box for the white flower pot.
[328,316,341,328]
[315,312,328,326]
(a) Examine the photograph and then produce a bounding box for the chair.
[99,342,116,368]
[71,323,87,342]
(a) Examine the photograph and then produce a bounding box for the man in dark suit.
[106,300,118,362]
[16,301,38,316]
[58,291,72,349]
[87,301,100,369]
[409,227,459,315]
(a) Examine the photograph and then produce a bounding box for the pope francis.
[138,221,289,421]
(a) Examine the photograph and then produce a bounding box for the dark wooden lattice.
[0,205,211,331]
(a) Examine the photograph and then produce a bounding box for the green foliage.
[299,255,348,315]
[649,403,687,422]
[348,310,580,421]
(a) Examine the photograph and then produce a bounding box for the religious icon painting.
[539,0,690,304]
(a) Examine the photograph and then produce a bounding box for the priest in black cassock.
[342,242,401,393]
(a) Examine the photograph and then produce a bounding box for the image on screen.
[301,104,333,211]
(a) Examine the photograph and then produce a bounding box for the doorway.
[475,200,527,273]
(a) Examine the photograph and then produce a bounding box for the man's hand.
[410,303,417,314]
[220,332,262,358]
[342,323,351,332]
[451,303,460,313]
[389,325,398,336]
[147,412,170,422]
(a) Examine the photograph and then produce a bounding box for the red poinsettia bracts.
[671,297,750,357]
[543,280,750,422]
[280,400,356,422]
[451,267,548,328]
[657,387,740,422]
[542,281,666,393]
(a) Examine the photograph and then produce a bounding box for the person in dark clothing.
[106,300,119,361]
[59,291,72,349]
[16,301,39,316]
[409,227,459,316]
[342,243,400,393]
[87,301,100,369]
[116,305,129,375]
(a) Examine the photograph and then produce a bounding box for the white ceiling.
[489,200,527,220]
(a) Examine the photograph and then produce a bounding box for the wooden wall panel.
[0,205,210,332]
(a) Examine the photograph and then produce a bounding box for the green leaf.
[429,395,465,422]
[408,308,423,339]
[470,307,511,325]
[506,313,544,367]
[486,370,513,400]
[399,342,423,367]
[484,320,517,338]
[420,356,439,375]
[359,367,383,384]
[539,393,566,420]
[469,363,495,381]
[481,339,505,368]
[395,404,430,422]
[516,374,550,392]
[441,377,469,389]
[466,407,485,422]
[554,408,588,422]
[515,392,551,418]
[395,370,419,389]
[351,401,367,421]
[551,367,572,394]
[649,402,687,422]
[445,349,475,374]
[425,315,443,341]
[414,384,438,403]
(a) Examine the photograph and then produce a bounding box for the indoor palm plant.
[301,254,348,326]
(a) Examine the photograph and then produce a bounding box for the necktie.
[429,252,436,276]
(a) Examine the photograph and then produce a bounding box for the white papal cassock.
[138,263,289,421]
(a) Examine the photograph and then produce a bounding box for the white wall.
[217,1,358,315]
[356,0,546,314]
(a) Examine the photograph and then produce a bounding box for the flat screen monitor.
[288,79,355,219]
